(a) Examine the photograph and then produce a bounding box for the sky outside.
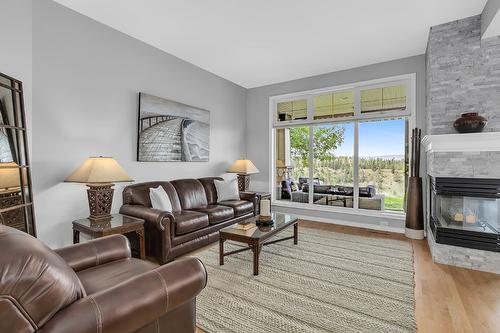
[319,118,405,158]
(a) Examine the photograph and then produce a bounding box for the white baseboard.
[284,212,405,234]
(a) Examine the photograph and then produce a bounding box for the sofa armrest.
[39,257,207,333]
[120,204,174,231]
[55,234,131,272]
[239,191,256,202]
[239,191,258,215]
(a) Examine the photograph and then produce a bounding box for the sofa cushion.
[198,177,223,204]
[122,181,182,212]
[219,200,254,217]
[171,179,208,210]
[337,186,354,196]
[281,180,292,199]
[191,205,234,225]
[77,258,157,295]
[359,185,376,198]
[302,184,331,194]
[173,210,210,235]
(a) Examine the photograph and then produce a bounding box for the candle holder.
[256,215,274,226]
[257,198,273,225]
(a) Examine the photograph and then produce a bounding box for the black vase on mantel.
[453,112,487,133]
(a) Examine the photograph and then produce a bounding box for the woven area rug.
[195,226,416,333]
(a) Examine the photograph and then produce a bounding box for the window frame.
[269,73,416,219]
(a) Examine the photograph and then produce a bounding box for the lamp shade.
[65,157,133,184]
[0,162,21,189]
[227,159,259,175]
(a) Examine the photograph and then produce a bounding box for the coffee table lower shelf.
[219,217,298,276]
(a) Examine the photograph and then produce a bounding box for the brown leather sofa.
[0,225,207,333]
[120,177,257,264]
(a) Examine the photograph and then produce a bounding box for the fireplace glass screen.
[433,195,500,234]
[430,177,500,252]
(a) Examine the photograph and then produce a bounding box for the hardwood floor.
[195,220,500,333]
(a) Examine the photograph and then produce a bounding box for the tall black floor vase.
[405,128,424,240]
[405,177,424,239]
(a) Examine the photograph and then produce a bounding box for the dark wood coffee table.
[219,213,299,275]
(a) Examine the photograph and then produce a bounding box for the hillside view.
[287,122,407,212]
[290,156,406,211]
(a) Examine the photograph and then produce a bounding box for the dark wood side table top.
[72,214,145,259]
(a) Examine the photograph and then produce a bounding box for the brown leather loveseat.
[120,177,257,263]
[0,225,207,333]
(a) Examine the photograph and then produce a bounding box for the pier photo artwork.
[137,93,210,162]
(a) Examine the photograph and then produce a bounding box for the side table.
[253,191,271,215]
[72,213,145,259]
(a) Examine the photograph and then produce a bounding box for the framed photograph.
[137,93,210,162]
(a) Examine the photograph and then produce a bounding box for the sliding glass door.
[358,118,407,212]
[312,123,354,208]
[272,75,415,216]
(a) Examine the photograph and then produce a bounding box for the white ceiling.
[52,0,488,88]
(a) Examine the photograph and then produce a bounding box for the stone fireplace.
[429,176,500,252]
[424,15,500,274]
[423,134,500,274]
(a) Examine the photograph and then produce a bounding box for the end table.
[72,214,145,259]
[241,191,271,215]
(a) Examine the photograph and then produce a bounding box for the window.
[277,99,307,122]
[272,75,414,215]
[313,91,354,119]
[312,123,354,208]
[358,118,407,212]
[361,85,406,113]
[275,127,309,198]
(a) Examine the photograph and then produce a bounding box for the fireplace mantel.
[422,132,500,153]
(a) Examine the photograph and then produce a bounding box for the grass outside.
[384,196,404,212]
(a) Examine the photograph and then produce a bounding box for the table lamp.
[0,162,21,192]
[65,157,133,220]
[227,159,259,191]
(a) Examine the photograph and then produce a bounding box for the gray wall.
[246,55,426,229]
[427,15,500,135]
[0,0,32,144]
[3,0,427,239]
[482,0,500,37]
[32,0,247,247]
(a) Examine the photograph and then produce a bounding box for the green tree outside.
[287,126,405,211]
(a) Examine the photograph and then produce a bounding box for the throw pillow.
[290,182,299,192]
[220,173,238,182]
[214,179,240,201]
[149,186,173,212]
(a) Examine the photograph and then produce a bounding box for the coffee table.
[219,213,299,275]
